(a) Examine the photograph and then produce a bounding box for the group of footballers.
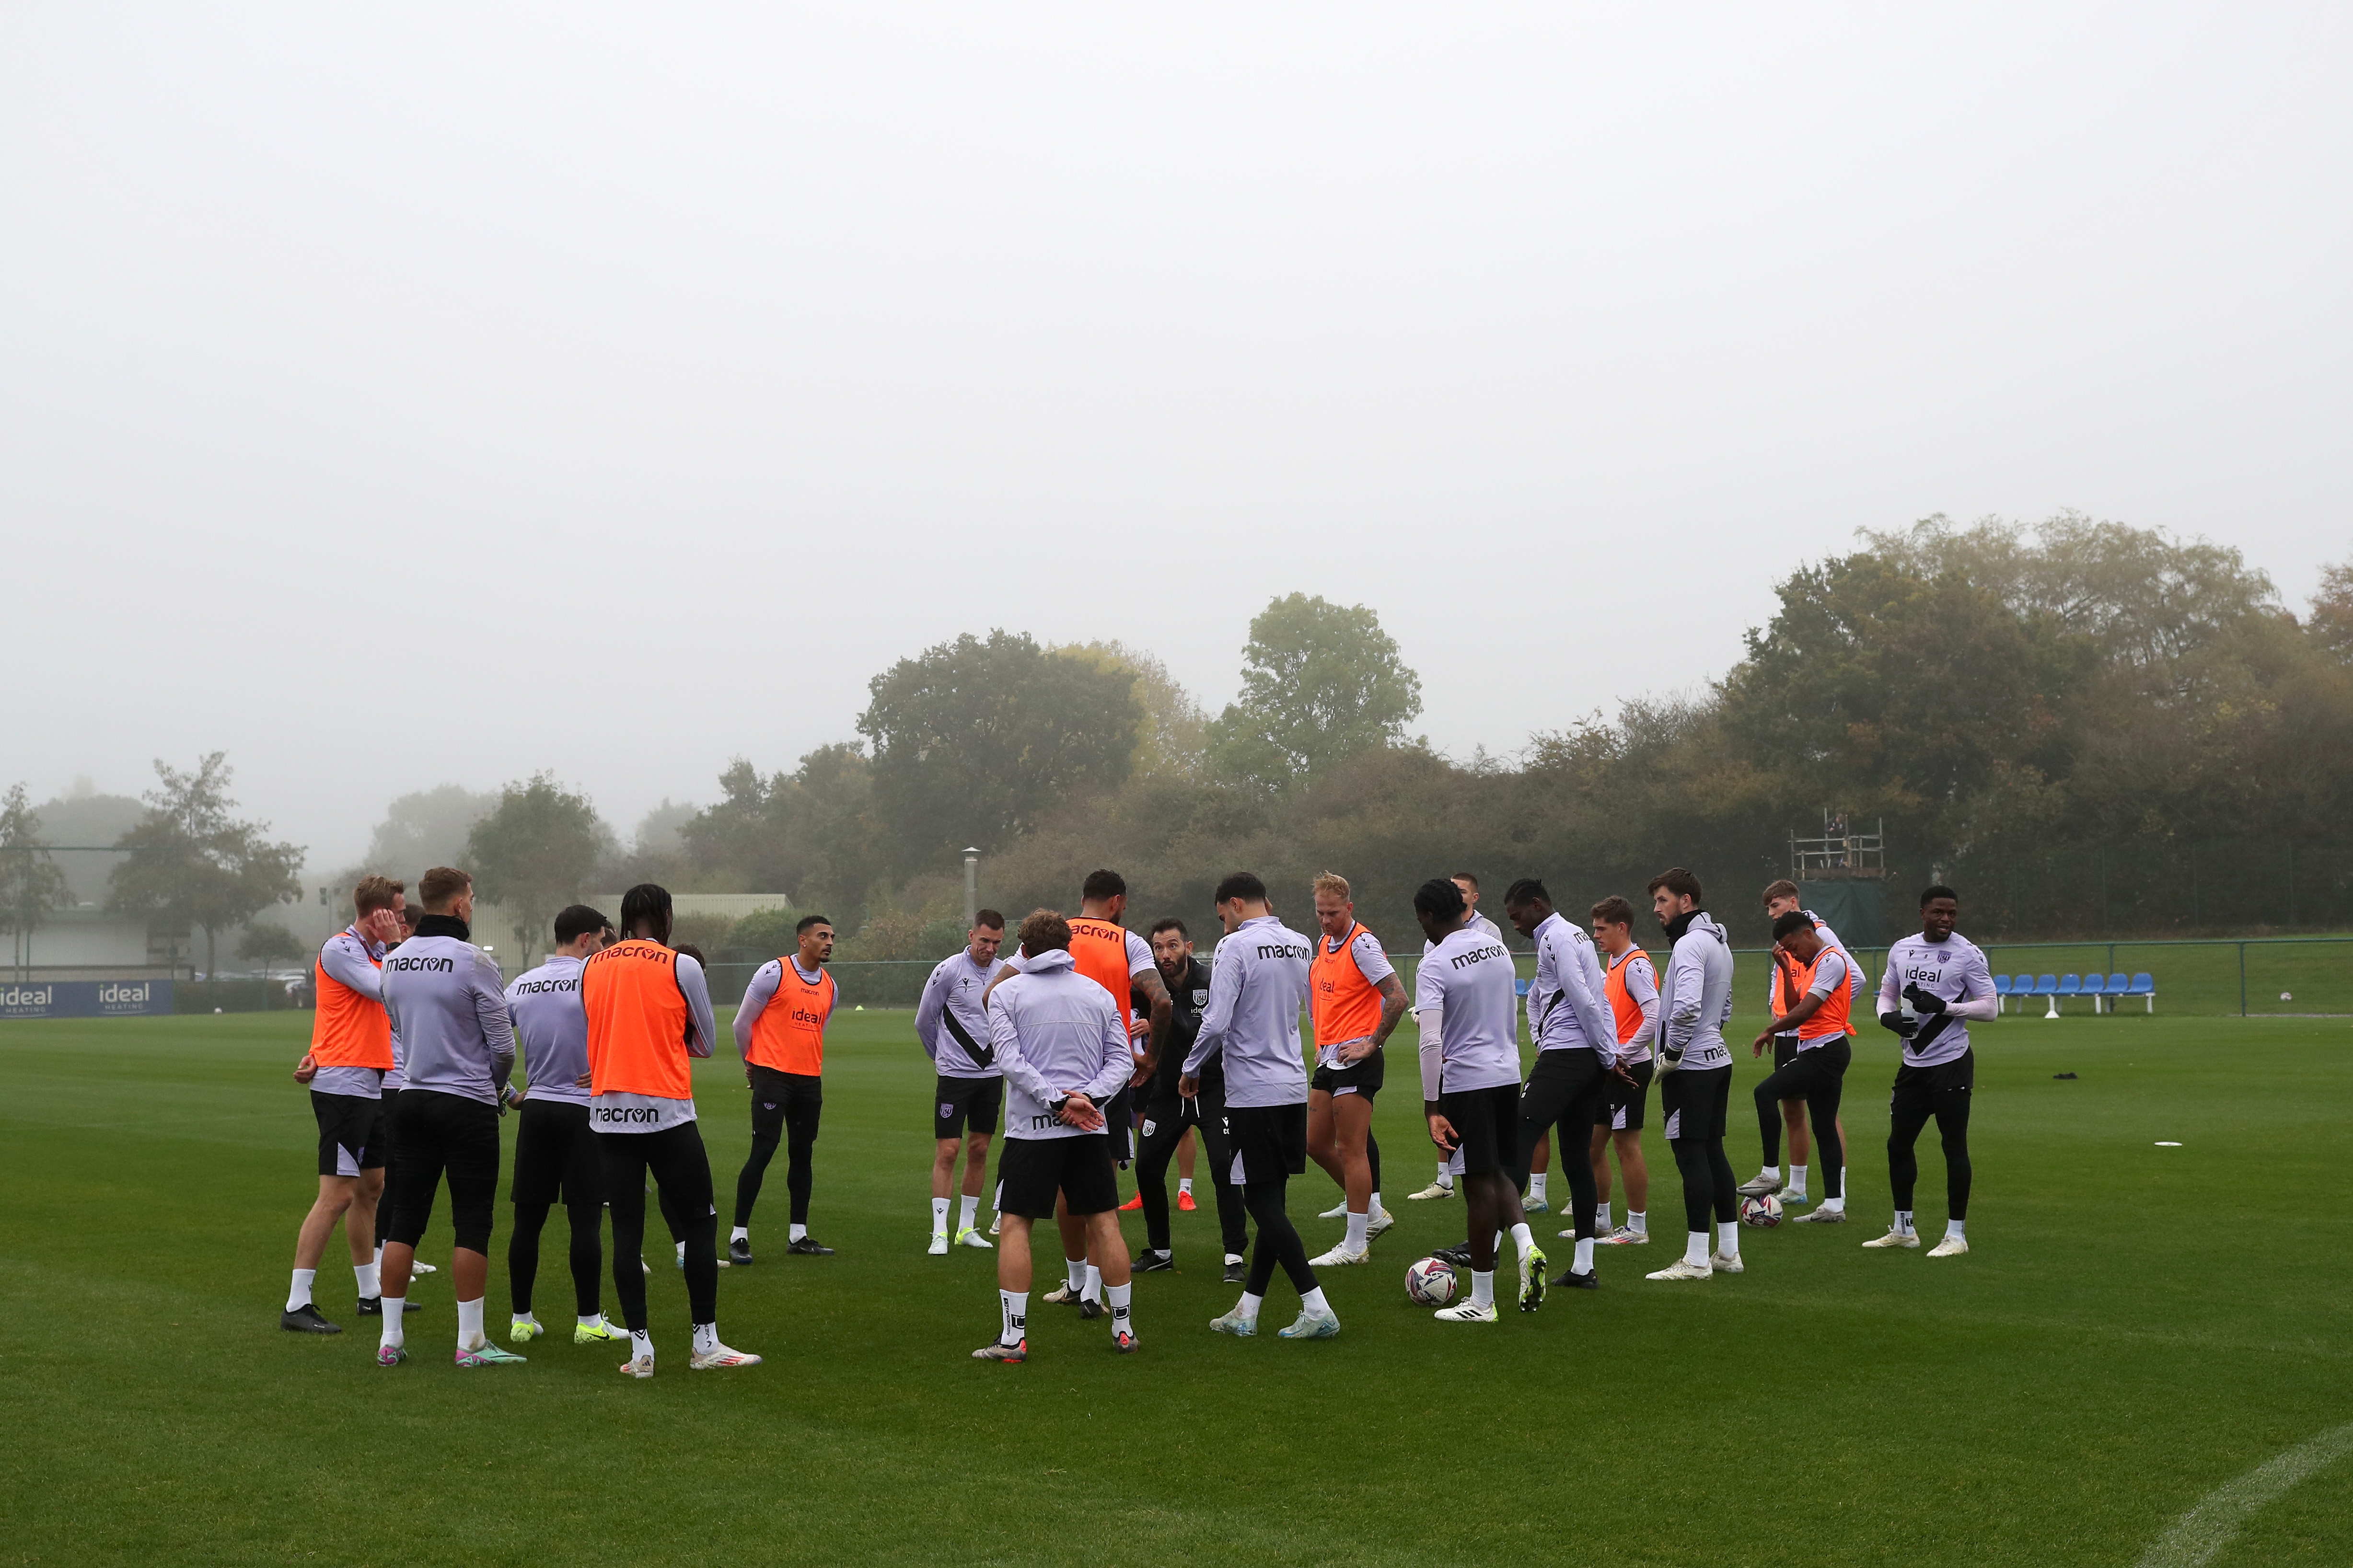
[278,854,1993,1371]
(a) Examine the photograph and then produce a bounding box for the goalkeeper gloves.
[1902,982,1947,1015]
[1879,1010,1918,1038]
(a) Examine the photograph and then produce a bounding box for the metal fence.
[711,934,2353,1022]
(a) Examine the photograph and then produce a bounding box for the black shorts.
[1891,1049,1975,1119]
[510,1098,604,1208]
[997,1133,1119,1219]
[1437,1083,1519,1176]
[934,1074,1003,1141]
[386,1088,501,1251]
[311,1091,385,1177]
[1221,1101,1309,1186]
[1310,1045,1385,1102]
[749,1064,822,1138]
[1773,1035,1800,1072]
[1104,1084,1135,1166]
[1660,1063,1732,1143]
[1603,1058,1655,1131]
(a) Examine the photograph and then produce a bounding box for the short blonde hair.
[353,876,405,916]
[1311,872,1352,902]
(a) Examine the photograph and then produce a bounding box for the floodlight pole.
[963,848,980,930]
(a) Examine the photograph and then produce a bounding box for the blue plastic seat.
[2057,974,2082,995]
[2033,974,2059,995]
[2107,973,2130,995]
[1993,974,2011,1013]
[2125,971,2156,1013]
[1514,978,1531,997]
[2016,975,2037,997]
[2080,972,2106,1013]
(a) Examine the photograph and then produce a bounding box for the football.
[1740,1192,1784,1228]
[1405,1256,1458,1306]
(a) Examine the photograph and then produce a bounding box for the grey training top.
[989,948,1132,1141]
[1182,914,1313,1109]
[916,948,1002,1080]
[1528,911,1618,1064]
[381,929,515,1107]
[1659,913,1735,1071]
[505,954,589,1107]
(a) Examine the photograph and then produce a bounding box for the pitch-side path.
[2134,1420,2353,1567]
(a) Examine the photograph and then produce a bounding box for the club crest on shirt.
[1192,990,1208,1007]
[939,1103,954,1118]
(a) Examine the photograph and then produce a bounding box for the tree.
[1055,641,1209,779]
[237,921,308,1008]
[108,754,305,1003]
[361,785,498,876]
[1206,594,1423,789]
[0,783,72,976]
[465,774,609,968]
[857,630,1143,859]
[2311,558,2353,663]
[681,746,881,926]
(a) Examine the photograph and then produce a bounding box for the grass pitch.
[1,1006,2347,1567]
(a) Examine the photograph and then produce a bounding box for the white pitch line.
[2135,1419,2353,1567]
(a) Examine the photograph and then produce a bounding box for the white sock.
[1178,1177,1193,1196]
[372,1241,384,1267]
[1471,1270,1495,1308]
[1529,1172,1549,1203]
[631,1329,654,1362]
[513,1310,539,1327]
[789,1223,807,1242]
[354,1262,379,1299]
[692,1322,718,1355]
[286,1268,316,1313]
[1596,1203,1612,1234]
[378,1296,406,1349]
[1345,1211,1369,1252]
[1106,1281,1133,1332]
[457,1296,486,1352]
[675,1240,686,1262]
[1574,1237,1594,1272]
[1760,1163,1782,1181]
[1822,1194,1845,1213]
[1237,1291,1263,1322]
[993,1180,1003,1211]
[1301,1285,1331,1316]
[1510,1222,1534,1263]
[1629,1209,1648,1234]
[1435,1163,1452,1188]
[1225,1253,1245,1266]
[1894,1209,1916,1235]
[999,1289,1028,1345]
[731,1225,749,1243]
[576,1314,600,1327]
[1716,1222,1740,1260]
[1064,1258,1087,1293]
[1947,1218,1966,1239]
[1684,1232,1710,1267]
[1789,1164,1808,1198]
[1370,1192,1385,1221]
[958,1194,979,1230]
[1082,1263,1103,1303]
[931,1198,950,1237]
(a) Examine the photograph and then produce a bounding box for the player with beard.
[1130,918,1251,1279]
[1641,868,1742,1283]
[1304,873,1407,1268]
[730,915,839,1262]
[1185,874,1337,1340]
[1865,886,1996,1257]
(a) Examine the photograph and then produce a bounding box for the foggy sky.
[7,4,2350,873]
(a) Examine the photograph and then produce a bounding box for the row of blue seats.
[1994,972,2156,1014]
